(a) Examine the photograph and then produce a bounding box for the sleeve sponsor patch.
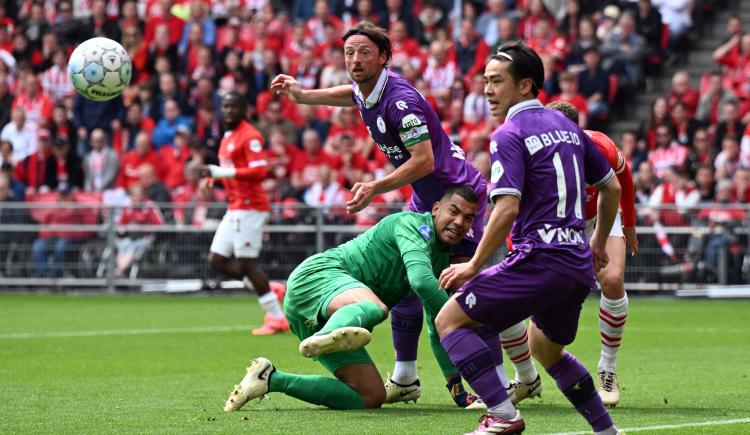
[490,160,504,183]
[401,113,422,129]
[418,225,432,241]
[524,135,543,155]
[399,125,429,144]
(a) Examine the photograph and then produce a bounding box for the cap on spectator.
[38,128,51,140]
[175,125,192,137]
[603,5,620,20]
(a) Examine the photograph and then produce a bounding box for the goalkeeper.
[224,185,479,410]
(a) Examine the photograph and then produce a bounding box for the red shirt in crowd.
[118,200,165,226]
[159,145,191,189]
[216,120,270,212]
[584,130,636,227]
[117,149,163,189]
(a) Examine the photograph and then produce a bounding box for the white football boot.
[597,371,620,407]
[223,357,275,412]
[384,376,422,404]
[298,327,371,358]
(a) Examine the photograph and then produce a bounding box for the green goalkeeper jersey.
[326,211,450,317]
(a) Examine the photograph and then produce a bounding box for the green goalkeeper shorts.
[284,253,374,373]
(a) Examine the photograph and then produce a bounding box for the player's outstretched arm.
[439,195,519,291]
[591,176,622,271]
[270,74,355,107]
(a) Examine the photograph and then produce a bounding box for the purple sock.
[391,293,423,361]
[441,327,508,407]
[547,352,614,432]
[477,325,503,366]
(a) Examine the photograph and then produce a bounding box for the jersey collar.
[505,99,543,121]
[355,68,389,109]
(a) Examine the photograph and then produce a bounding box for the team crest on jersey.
[396,100,408,110]
[227,142,235,152]
[377,116,387,133]
[418,225,432,241]
[250,139,262,153]
[524,135,543,155]
[491,161,504,183]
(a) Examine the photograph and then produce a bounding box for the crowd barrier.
[1,199,748,292]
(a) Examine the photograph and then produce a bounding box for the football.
[69,37,132,102]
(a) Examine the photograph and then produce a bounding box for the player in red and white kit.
[203,92,290,335]
[548,101,637,407]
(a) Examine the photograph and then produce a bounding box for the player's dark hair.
[546,100,579,124]
[442,184,478,204]
[491,41,544,97]
[342,22,392,67]
[222,91,247,109]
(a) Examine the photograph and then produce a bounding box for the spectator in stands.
[621,130,649,172]
[0,72,13,128]
[292,47,321,91]
[476,0,515,48]
[696,71,738,127]
[160,125,192,189]
[54,0,90,47]
[150,72,190,120]
[550,71,588,128]
[12,71,53,130]
[115,183,165,278]
[713,101,746,153]
[144,0,184,47]
[84,0,122,41]
[118,132,162,189]
[670,101,701,146]
[151,98,193,149]
[463,72,490,125]
[635,0,664,75]
[577,47,610,123]
[423,39,458,106]
[44,137,83,191]
[665,70,700,117]
[40,48,73,103]
[455,18,489,77]
[258,98,297,144]
[695,164,716,202]
[303,163,346,213]
[601,12,646,91]
[50,104,75,147]
[712,34,750,101]
[641,96,673,149]
[20,2,48,51]
[648,124,690,180]
[687,128,715,176]
[567,17,600,69]
[83,128,119,192]
[731,167,750,203]
[290,128,340,198]
[415,1,448,46]
[119,101,156,154]
[306,0,344,46]
[0,140,12,166]
[180,174,225,228]
[15,128,53,195]
[72,93,124,155]
[528,17,568,68]
[518,0,554,41]
[31,183,91,277]
[319,49,350,88]
[649,165,700,226]
[388,20,421,73]
[379,0,412,34]
[179,0,215,52]
[652,0,692,54]
[491,17,520,54]
[1,106,36,163]
[137,162,171,215]
[715,137,741,181]
[556,0,582,40]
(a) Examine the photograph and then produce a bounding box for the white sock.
[392,360,418,384]
[258,291,284,318]
[595,425,619,435]
[500,321,538,384]
[487,398,516,419]
[598,293,628,373]
[495,364,510,389]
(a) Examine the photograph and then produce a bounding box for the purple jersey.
[489,99,614,284]
[352,69,485,243]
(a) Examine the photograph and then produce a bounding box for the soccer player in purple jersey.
[436,42,623,434]
[271,22,538,408]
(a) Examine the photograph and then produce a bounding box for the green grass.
[1,294,749,434]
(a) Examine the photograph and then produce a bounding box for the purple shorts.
[454,251,593,345]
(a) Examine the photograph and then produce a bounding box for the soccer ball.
[69,37,132,102]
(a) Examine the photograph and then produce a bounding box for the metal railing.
[1,202,748,291]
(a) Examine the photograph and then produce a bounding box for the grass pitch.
[1,294,749,434]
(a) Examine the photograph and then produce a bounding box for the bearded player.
[202,92,289,336]
[546,100,638,406]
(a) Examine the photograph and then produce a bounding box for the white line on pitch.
[544,417,750,435]
[0,325,252,339]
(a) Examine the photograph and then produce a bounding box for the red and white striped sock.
[500,321,538,384]
[598,294,628,373]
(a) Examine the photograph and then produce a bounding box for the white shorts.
[210,210,269,259]
[585,210,623,239]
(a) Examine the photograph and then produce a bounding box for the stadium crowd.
[0,0,747,232]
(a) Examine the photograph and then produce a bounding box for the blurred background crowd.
[0,0,747,230]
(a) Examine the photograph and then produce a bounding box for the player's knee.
[360,384,386,408]
[434,308,454,337]
[599,269,624,297]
